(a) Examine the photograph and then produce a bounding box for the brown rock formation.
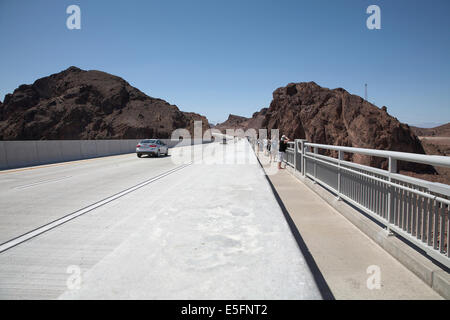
[411,123,450,137]
[0,66,209,140]
[218,82,435,174]
[215,110,267,133]
[215,114,250,131]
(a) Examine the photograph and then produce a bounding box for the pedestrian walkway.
[257,151,443,299]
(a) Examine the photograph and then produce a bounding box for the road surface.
[0,140,322,299]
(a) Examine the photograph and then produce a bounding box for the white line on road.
[0,163,192,254]
[14,176,72,190]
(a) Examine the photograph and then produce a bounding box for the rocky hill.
[216,114,248,129]
[411,123,450,137]
[0,66,209,140]
[215,110,267,133]
[410,123,450,184]
[218,82,434,174]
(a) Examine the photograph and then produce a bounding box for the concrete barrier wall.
[0,139,212,171]
[0,142,7,170]
[35,140,63,164]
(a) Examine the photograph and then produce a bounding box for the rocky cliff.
[0,66,209,140]
[218,82,434,173]
[215,110,267,133]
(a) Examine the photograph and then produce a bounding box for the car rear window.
[140,140,157,144]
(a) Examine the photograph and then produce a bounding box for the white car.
[136,139,168,158]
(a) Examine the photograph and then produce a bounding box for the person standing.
[278,135,290,169]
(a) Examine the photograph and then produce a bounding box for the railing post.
[337,150,343,200]
[387,156,397,235]
[313,146,318,183]
[301,140,307,177]
[293,140,298,173]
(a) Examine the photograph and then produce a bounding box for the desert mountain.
[216,114,248,129]
[215,111,267,133]
[410,123,450,184]
[411,123,450,137]
[215,111,265,133]
[0,66,209,140]
[217,82,433,173]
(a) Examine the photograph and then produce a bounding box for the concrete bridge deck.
[0,139,444,299]
[0,140,322,299]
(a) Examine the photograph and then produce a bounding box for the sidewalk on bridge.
[256,151,443,299]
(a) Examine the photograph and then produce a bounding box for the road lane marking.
[0,162,192,254]
[0,153,134,175]
[14,176,72,190]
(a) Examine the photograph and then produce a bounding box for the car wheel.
[137,153,142,158]
[156,150,160,157]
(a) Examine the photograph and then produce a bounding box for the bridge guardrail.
[0,139,212,171]
[253,137,450,268]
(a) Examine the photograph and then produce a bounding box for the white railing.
[253,138,450,268]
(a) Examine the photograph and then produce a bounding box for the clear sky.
[0,0,449,126]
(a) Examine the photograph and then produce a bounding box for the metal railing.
[252,138,450,267]
[285,142,295,167]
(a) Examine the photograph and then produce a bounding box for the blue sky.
[0,0,449,126]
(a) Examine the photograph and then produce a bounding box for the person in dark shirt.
[278,135,290,169]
